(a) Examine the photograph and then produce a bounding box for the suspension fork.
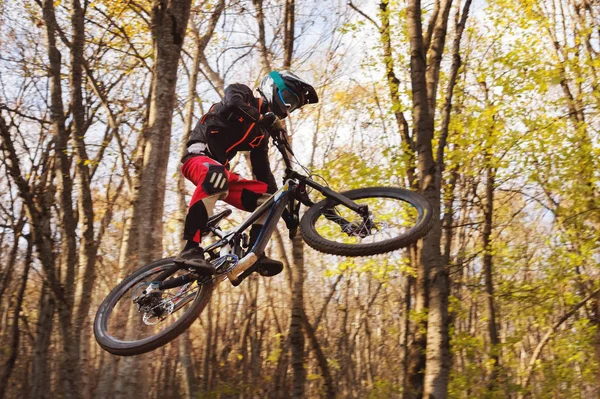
[286,169,369,216]
[286,170,370,231]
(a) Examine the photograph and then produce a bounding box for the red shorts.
[181,156,268,241]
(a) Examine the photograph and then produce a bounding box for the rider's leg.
[223,177,283,276]
[177,157,230,275]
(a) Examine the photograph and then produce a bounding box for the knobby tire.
[300,187,433,256]
[94,258,213,356]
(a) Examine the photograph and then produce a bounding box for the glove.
[270,117,285,131]
[258,112,276,127]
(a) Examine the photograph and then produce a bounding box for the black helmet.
[258,70,318,118]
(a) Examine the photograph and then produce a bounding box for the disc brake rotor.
[142,300,175,325]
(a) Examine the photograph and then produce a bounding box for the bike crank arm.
[157,253,239,291]
[226,252,259,286]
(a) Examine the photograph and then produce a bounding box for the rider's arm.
[223,84,261,123]
[250,140,278,194]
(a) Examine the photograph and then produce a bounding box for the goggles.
[269,71,300,113]
[278,87,300,112]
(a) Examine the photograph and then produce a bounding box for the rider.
[175,70,319,276]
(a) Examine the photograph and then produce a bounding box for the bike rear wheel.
[94,258,213,356]
[300,187,433,256]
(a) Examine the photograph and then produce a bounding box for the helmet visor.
[278,87,301,113]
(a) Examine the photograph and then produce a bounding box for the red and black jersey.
[183,83,278,193]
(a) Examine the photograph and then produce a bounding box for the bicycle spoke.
[313,197,419,246]
[103,268,203,343]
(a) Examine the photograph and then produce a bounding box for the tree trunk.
[253,0,272,73]
[0,236,32,399]
[483,158,501,389]
[404,245,427,399]
[177,21,201,399]
[40,0,81,395]
[281,2,305,396]
[1,114,59,399]
[301,309,335,398]
[30,284,55,399]
[290,235,306,398]
[378,0,415,185]
[401,274,413,387]
[115,0,193,396]
[405,1,454,398]
[68,3,100,397]
[0,215,24,305]
[592,297,600,397]
[127,0,193,268]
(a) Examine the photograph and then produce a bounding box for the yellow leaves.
[321,254,412,282]
[327,358,341,370]
[448,295,467,319]
[338,21,366,36]
[331,86,369,110]
[265,348,281,363]
[450,330,484,353]
[90,0,152,39]
[338,259,353,272]
[331,90,349,104]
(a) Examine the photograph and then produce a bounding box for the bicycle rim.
[95,260,212,355]
[301,187,433,256]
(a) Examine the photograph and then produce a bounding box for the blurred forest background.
[0,0,599,398]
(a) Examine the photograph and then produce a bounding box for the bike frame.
[203,179,295,285]
[159,131,370,288]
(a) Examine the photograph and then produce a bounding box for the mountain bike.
[94,131,433,356]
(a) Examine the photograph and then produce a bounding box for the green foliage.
[314,150,404,192]
[367,377,402,398]
[2,0,600,397]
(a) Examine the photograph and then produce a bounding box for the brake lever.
[273,130,294,154]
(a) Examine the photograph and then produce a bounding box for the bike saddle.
[206,209,232,229]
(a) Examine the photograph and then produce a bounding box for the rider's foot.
[174,247,215,276]
[254,254,283,277]
[248,224,283,277]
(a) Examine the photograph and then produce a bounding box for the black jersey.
[183,83,278,193]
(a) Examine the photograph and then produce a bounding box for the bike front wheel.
[300,187,433,256]
[94,258,213,356]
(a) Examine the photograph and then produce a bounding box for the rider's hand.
[258,112,276,127]
[270,116,285,131]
